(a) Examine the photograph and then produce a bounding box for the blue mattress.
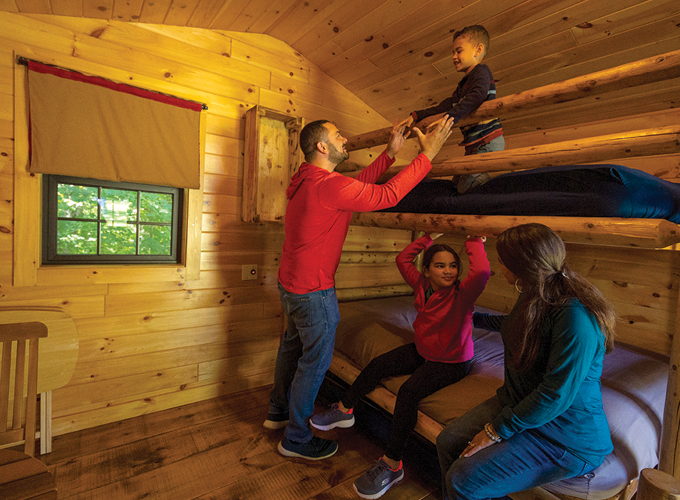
[381,164,680,224]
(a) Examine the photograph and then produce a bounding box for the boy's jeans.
[437,396,595,500]
[268,282,340,443]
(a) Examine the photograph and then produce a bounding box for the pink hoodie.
[396,234,490,362]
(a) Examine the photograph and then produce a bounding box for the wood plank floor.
[39,385,442,499]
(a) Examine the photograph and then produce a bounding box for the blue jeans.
[466,135,505,155]
[268,283,340,443]
[437,396,595,500]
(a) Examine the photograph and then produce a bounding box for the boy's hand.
[414,116,455,162]
[385,118,411,158]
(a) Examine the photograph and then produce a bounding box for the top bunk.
[340,49,680,249]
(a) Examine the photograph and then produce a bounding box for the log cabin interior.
[1,0,680,498]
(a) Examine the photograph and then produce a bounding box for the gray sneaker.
[354,458,404,499]
[457,172,490,194]
[278,435,338,460]
[310,403,355,431]
[263,412,289,430]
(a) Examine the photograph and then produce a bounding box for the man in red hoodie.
[265,117,455,460]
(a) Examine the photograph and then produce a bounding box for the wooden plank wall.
[0,10,678,437]
[0,12,402,435]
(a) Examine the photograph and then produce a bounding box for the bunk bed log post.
[638,469,680,500]
[659,275,680,478]
[345,48,680,152]
[344,125,680,180]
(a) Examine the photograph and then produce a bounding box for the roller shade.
[27,60,202,189]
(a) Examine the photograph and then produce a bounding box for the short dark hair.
[423,243,462,286]
[300,120,331,162]
[453,25,490,56]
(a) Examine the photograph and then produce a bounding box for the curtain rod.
[17,56,209,111]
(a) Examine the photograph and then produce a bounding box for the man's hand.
[414,116,455,162]
[385,118,412,159]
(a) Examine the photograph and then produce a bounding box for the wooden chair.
[0,321,48,456]
[0,321,57,499]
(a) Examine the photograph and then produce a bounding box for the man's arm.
[321,117,455,212]
[355,118,411,184]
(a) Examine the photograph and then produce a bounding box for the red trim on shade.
[27,60,203,112]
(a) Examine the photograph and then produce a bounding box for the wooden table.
[0,449,57,499]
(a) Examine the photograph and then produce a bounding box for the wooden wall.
[0,12,405,435]
[1,10,679,438]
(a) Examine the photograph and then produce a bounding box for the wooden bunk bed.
[320,48,680,500]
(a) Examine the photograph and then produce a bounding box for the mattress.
[380,164,680,224]
[333,296,668,499]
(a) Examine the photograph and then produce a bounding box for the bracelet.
[484,422,502,443]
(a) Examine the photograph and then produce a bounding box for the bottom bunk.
[318,295,668,500]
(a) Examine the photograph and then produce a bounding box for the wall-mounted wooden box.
[242,106,304,223]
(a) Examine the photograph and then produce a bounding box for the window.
[42,175,183,264]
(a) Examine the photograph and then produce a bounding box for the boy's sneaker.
[354,458,404,499]
[263,412,289,430]
[310,403,355,431]
[457,172,490,194]
[278,435,338,460]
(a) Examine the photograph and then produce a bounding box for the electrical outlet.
[242,264,258,280]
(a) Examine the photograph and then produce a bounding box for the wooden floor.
[38,385,441,499]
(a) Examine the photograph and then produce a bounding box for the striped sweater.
[412,64,503,152]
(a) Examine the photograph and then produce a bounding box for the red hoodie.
[396,234,490,363]
[278,151,432,294]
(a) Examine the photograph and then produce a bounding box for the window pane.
[140,225,172,255]
[101,189,138,223]
[57,220,98,254]
[140,192,173,223]
[57,184,99,219]
[101,222,137,254]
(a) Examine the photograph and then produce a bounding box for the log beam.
[659,279,680,477]
[350,213,680,249]
[344,125,680,180]
[345,49,680,152]
[336,285,412,302]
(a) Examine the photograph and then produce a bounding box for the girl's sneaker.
[310,403,355,431]
[353,458,404,499]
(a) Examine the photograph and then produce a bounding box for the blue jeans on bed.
[437,396,596,500]
[268,282,340,443]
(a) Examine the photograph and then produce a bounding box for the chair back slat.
[12,340,26,431]
[0,322,47,456]
[0,341,10,431]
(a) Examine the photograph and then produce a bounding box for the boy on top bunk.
[406,25,504,194]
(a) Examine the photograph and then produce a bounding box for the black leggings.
[342,343,471,462]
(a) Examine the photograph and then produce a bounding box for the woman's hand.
[429,233,444,240]
[467,235,486,242]
[459,429,496,458]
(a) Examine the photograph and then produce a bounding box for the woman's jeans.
[437,396,596,500]
[268,283,340,443]
[342,343,470,461]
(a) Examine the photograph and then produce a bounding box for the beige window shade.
[27,60,202,189]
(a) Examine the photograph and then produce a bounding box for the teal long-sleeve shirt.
[473,298,613,466]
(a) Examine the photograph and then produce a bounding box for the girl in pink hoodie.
[312,233,490,499]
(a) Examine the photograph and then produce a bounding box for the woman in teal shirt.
[437,223,616,500]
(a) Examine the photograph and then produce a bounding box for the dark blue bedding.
[381,164,680,224]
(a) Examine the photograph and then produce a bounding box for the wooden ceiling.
[4,0,679,134]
